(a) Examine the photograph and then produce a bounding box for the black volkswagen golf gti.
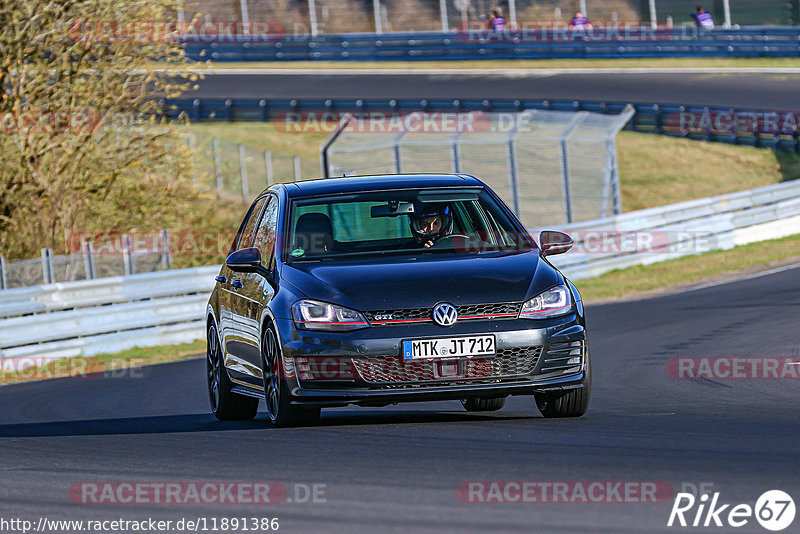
[206,173,589,426]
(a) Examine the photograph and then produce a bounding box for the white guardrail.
[1,179,799,362]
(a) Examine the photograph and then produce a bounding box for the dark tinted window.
[231,196,267,252]
[253,196,279,267]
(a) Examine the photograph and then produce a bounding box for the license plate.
[402,335,495,360]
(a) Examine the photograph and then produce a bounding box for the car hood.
[280,251,561,311]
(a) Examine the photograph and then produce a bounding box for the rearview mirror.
[225,247,263,273]
[539,231,574,256]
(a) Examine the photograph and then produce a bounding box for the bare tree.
[0,0,204,258]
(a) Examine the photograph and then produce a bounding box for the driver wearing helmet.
[409,202,454,248]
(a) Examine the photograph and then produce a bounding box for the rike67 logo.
[668,489,795,531]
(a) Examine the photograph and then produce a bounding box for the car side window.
[253,196,279,268]
[231,196,268,253]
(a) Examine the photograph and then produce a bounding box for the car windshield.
[287,188,533,261]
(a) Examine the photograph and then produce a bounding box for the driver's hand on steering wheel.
[423,239,434,248]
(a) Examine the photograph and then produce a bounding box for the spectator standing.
[488,7,506,31]
[692,6,714,29]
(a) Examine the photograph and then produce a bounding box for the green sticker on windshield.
[291,248,305,257]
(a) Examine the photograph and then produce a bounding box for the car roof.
[276,173,484,198]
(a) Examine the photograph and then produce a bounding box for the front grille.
[366,302,522,325]
[351,346,542,385]
[537,340,584,376]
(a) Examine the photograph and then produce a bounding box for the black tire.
[262,325,320,427]
[461,396,506,412]
[534,361,591,418]
[207,323,258,421]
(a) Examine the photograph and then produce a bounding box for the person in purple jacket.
[488,8,506,31]
[569,12,592,31]
[692,6,715,29]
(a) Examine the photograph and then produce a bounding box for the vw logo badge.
[432,302,458,327]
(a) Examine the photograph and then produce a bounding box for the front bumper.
[274,313,588,407]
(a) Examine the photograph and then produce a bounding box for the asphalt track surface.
[186,71,800,111]
[1,264,798,533]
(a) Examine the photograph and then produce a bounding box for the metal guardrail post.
[239,143,249,201]
[213,137,223,197]
[122,235,134,276]
[82,241,96,280]
[438,0,448,31]
[293,156,301,181]
[160,230,172,270]
[0,256,6,289]
[265,151,274,185]
[41,248,54,284]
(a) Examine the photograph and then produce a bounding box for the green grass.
[577,232,800,301]
[167,57,800,70]
[616,132,800,211]
[184,122,329,162]
[0,340,205,385]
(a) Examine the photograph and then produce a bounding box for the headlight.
[292,300,369,331]
[519,285,573,319]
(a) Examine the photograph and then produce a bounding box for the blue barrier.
[164,97,800,152]
[182,26,800,61]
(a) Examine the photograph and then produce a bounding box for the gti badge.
[432,303,458,327]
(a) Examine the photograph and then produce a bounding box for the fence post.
[558,112,589,224]
[159,230,172,270]
[213,137,223,197]
[82,241,96,280]
[122,235,134,276]
[293,156,301,181]
[450,142,460,173]
[509,0,518,27]
[723,0,731,28]
[41,248,54,284]
[239,0,250,34]
[0,256,6,289]
[265,150,274,186]
[439,0,448,31]
[372,0,382,34]
[239,143,249,201]
[559,139,573,224]
[308,0,319,36]
[506,139,521,216]
[648,0,657,27]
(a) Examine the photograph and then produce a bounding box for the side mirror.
[225,247,263,273]
[539,230,574,257]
